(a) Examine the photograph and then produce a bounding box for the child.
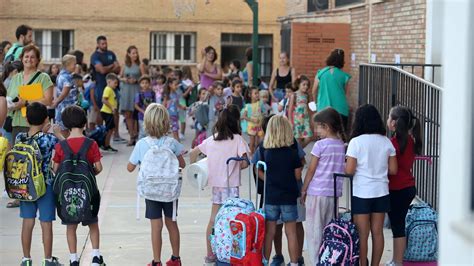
[189,88,209,148]
[242,86,263,154]
[278,82,295,118]
[300,107,346,265]
[162,77,185,141]
[258,115,303,266]
[386,106,422,266]
[207,81,226,137]
[174,69,187,140]
[54,54,78,137]
[189,105,250,264]
[227,79,244,111]
[153,74,166,104]
[127,103,185,266]
[345,104,398,266]
[100,73,119,152]
[83,74,98,131]
[134,75,156,140]
[259,89,272,116]
[52,105,104,266]
[16,102,63,266]
[253,115,306,266]
[289,75,313,148]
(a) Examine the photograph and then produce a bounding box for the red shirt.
[53,137,102,165]
[389,137,416,190]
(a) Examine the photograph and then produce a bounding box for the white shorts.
[88,108,99,124]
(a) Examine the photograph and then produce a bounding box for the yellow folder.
[19,83,43,117]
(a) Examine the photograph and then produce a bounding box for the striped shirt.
[308,138,346,197]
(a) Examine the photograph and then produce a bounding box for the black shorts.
[145,199,178,220]
[388,186,416,238]
[101,112,115,131]
[352,194,390,214]
[61,216,98,226]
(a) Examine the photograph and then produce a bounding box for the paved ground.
[0,118,394,266]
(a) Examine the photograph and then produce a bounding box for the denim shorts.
[264,204,298,222]
[20,184,56,222]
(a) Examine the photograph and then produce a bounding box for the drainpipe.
[368,0,373,62]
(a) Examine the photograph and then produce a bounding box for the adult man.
[89,36,120,127]
[3,24,33,63]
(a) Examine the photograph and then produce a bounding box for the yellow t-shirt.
[100,86,117,114]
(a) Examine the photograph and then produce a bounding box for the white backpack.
[137,137,181,203]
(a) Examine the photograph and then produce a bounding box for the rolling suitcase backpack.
[317,173,360,266]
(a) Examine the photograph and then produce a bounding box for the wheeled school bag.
[229,160,267,266]
[4,133,46,201]
[317,173,360,266]
[211,157,256,264]
[53,138,100,223]
[404,202,438,262]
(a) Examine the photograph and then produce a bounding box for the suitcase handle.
[256,160,268,208]
[226,156,252,201]
[256,161,267,171]
[333,173,353,219]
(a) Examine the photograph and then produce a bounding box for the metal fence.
[359,63,442,210]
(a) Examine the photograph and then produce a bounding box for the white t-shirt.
[346,134,396,198]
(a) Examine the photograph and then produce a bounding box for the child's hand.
[300,191,307,205]
[42,123,51,133]
[52,124,61,135]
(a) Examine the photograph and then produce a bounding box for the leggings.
[388,186,416,238]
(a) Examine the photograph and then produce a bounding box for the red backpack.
[229,211,265,266]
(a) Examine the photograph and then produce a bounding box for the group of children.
[10,103,105,266]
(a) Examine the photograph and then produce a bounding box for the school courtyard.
[0,122,396,266]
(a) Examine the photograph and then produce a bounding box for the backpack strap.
[77,138,93,159]
[27,71,42,85]
[59,140,75,158]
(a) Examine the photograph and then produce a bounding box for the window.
[151,32,196,64]
[308,0,329,12]
[33,30,74,61]
[335,0,363,7]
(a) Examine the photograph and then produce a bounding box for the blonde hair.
[144,103,170,138]
[61,54,76,67]
[259,90,269,98]
[263,115,294,149]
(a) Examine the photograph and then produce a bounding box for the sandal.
[6,200,20,208]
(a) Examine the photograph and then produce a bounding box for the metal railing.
[377,63,442,83]
[359,63,442,210]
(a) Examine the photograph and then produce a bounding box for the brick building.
[0,0,285,79]
[279,0,427,107]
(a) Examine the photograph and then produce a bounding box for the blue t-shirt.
[259,143,303,205]
[56,69,78,125]
[16,132,59,185]
[129,136,184,166]
[134,91,156,121]
[90,49,117,106]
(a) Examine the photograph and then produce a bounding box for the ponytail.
[390,106,423,155]
[409,110,423,155]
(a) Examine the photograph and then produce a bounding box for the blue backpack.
[404,203,438,262]
[87,126,106,147]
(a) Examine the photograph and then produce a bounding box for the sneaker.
[297,256,305,266]
[147,260,162,266]
[21,258,32,266]
[270,254,285,266]
[113,136,127,143]
[91,256,105,266]
[166,256,182,266]
[101,146,118,153]
[43,257,62,266]
[69,261,79,266]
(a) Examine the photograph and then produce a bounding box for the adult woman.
[197,46,222,90]
[312,48,351,129]
[120,45,145,145]
[6,44,53,208]
[269,51,296,102]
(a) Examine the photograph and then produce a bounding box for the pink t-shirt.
[198,134,249,187]
[308,138,346,197]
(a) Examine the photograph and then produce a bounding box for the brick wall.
[283,0,426,109]
[0,0,285,69]
[290,23,351,79]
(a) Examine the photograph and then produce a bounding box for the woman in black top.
[269,52,296,103]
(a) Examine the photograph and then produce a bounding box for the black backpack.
[53,138,100,223]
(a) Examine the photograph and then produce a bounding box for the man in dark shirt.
[90,35,120,125]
